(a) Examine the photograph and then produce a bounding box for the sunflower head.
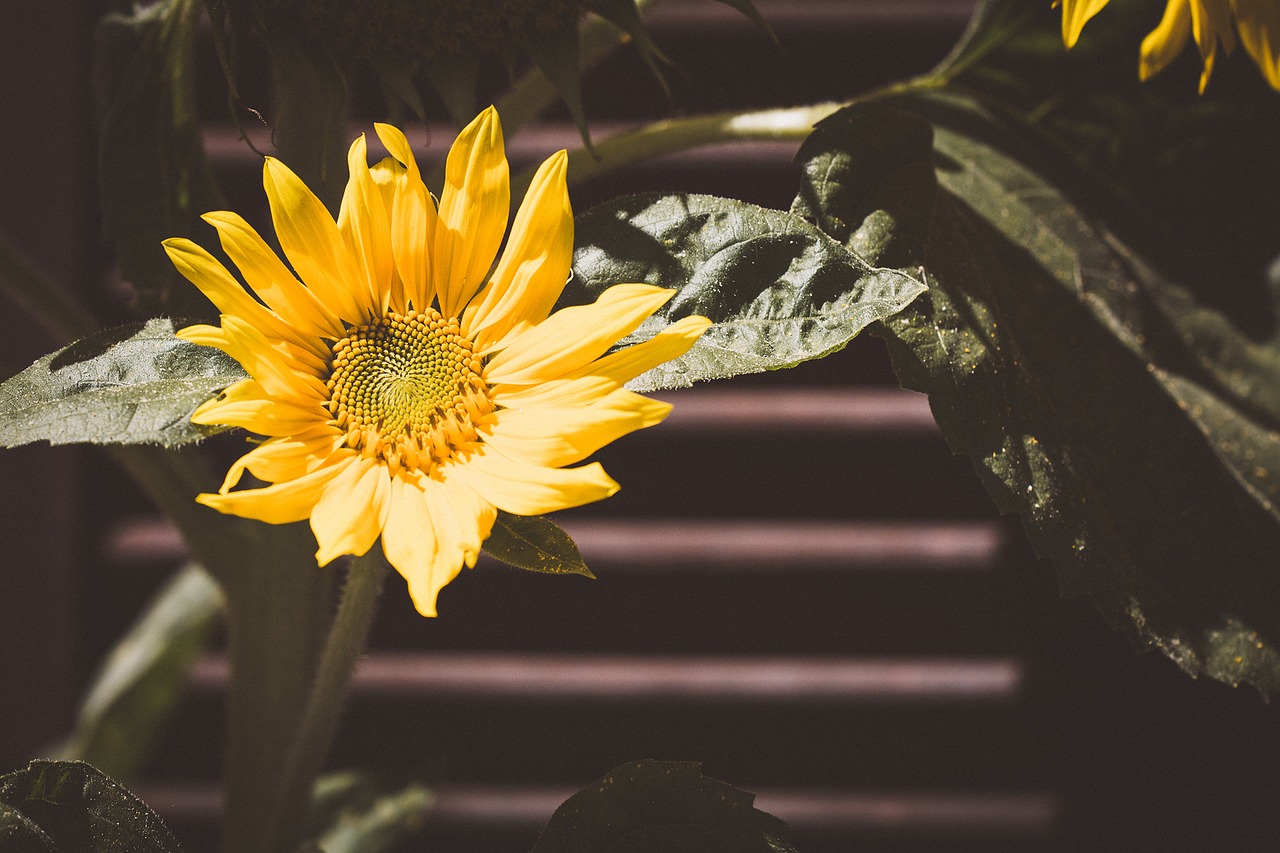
[164,107,710,616]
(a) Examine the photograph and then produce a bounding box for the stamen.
[326,308,494,474]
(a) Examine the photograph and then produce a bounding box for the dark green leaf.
[0,801,56,853]
[94,0,222,318]
[307,772,434,853]
[590,0,672,98]
[710,0,777,42]
[797,95,1280,695]
[570,192,926,392]
[483,512,594,578]
[0,318,247,448]
[0,761,181,853]
[523,23,595,154]
[56,564,222,782]
[532,760,797,853]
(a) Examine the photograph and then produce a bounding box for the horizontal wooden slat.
[190,652,1021,703]
[131,782,1055,836]
[654,387,937,433]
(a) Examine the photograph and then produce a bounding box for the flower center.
[326,309,493,473]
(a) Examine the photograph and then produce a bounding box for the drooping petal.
[199,315,330,406]
[381,473,443,616]
[311,455,390,564]
[375,123,438,313]
[197,458,349,524]
[263,156,369,324]
[337,135,395,314]
[1141,0,1195,81]
[462,150,573,350]
[1059,0,1113,48]
[201,210,343,343]
[219,426,345,492]
[433,106,510,317]
[444,447,619,516]
[1235,0,1280,90]
[485,284,674,385]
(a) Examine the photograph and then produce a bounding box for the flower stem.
[267,549,389,853]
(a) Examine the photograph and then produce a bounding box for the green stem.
[268,550,389,853]
[0,232,98,345]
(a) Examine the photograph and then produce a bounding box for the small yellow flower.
[1057,0,1280,92]
[164,107,710,616]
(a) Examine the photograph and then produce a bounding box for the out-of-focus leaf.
[710,0,777,42]
[94,0,221,317]
[0,761,181,852]
[307,772,433,853]
[523,22,595,154]
[569,192,925,392]
[795,95,1280,695]
[591,0,672,98]
[56,564,222,782]
[532,760,797,853]
[422,50,479,128]
[0,319,247,448]
[483,512,594,578]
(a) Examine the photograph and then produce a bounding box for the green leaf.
[483,512,595,578]
[0,801,56,853]
[93,0,222,318]
[569,192,926,392]
[532,760,797,853]
[306,772,434,853]
[710,0,777,42]
[0,318,247,448]
[56,564,222,782]
[0,761,181,853]
[797,95,1280,695]
[590,0,673,98]
[523,23,595,155]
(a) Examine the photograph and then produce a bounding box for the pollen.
[326,309,493,473]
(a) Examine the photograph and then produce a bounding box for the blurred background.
[3,1,1280,850]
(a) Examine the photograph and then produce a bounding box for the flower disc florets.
[327,309,493,473]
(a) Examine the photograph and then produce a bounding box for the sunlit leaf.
[307,772,433,853]
[0,319,247,449]
[570,192,926,392]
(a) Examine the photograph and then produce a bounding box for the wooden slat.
[189,652,1021,703]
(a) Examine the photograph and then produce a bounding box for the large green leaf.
[532,760,797,853]
[793,96,1280,695]
[0,319,247,448]
[94,0,222,318]
[56,564,222,782]
[569,193,926,392]
[0,761,180,853]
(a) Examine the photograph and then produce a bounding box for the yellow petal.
[190,379,325,436]
[1141,0,1194,81]
[311,455,391,564]
[381,473,445,617]
[572,315,712,386]
[1059,0,1113,48]
[197,458,348,524]
[263,156,370,324]
[214,315,330,406]
[201,210,343,344]
[462,150,572,350]
[1235,0,1280,90]
[485,284,674,385]
[337,135,395,314]
[484,389,671,468]
[370,156,409,312]
[434,106,510,318]
[219,426,344,492]
[444,448,618,516]
[375,123,439,313]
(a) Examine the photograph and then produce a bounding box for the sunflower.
[164,107,710,616]
[1058,0,1280,92]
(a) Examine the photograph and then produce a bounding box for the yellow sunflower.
[1057,0,1280,92]
[164,107,710,616]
